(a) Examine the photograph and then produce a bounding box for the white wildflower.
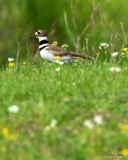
[55,68,60,71]
[45,119,57,132]
[121,52,125,56]
[100,43,109,48]
[99,46,102,50]
[109,67,120,72]
[109,67,115,72]
[94,115,102,125]
[83,120,94,129]
[50,119,57,128]
[55,60,64,65]
[8,58,14,62]
[8,105,19,113]
[111,52,118,57]
[115,67,120,72]
[45,126,51,132]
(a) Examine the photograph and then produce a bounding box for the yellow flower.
[119,123,128,130]
[10,134,17,141]
[54,56,61,60]
[23,62,26,65]
[120,148,128,156]
[122,48,128,52]
[8,62,15,67]
[2,128,9,136]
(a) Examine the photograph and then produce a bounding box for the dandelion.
[120,148,128,156]
[109,67,120,72]
[10,134,17,141]
[54,56,61,60]
[8,105,19,113]
[122,48,128,52]
[55,68,60,72]
[111,52,118,57]
[119,123,128,131]
[94,115,102,125]
[23,62,26,65]
[8,62,15,67]
[2,128,9,136]
[83,120,94,129]
[8,58,14,62]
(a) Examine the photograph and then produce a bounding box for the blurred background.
[0,0,128,66]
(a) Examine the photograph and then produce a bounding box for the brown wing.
[46,45,92,60]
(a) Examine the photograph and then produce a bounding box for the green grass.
[0,60,128,160]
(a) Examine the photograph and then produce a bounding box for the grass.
[0,59,128,160]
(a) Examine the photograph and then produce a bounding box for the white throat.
[37,36,48,42]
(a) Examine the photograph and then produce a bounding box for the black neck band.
[39,45,48,51]
[39,40,48,45]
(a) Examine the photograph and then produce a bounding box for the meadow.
[1,51,128,159]
[1,0,128,159]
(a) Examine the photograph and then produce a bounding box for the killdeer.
[30,30,92,63]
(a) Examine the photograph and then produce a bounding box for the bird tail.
[77,54,94,61]
[69,51,95,61]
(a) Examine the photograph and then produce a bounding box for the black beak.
[30,34,36,38]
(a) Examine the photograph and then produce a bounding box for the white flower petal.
[8,105,19,113]
[109,67,120,72]
[94,115,102,125]
[109,67,115,72]
[83,120,94,129]
[45,126,51,132]
[111,52,118,57]
[55,61,64,65]
[55,68,60,71]
[121,52,125,56]
[8,58,14,62]
[58,61,64,65]
[100,43,109,47]
[50,119,57,128]
[115,67,120,72]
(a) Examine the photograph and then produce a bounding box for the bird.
[30,30,92,63]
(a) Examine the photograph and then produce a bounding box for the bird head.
[30,30,46,38]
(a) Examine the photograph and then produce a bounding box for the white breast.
[40,49,55,62]
[40,49,74,63]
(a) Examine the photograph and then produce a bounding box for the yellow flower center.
[119,123,128,130]
[10,134,17,141]
[8,62,15,67]
[120,148,128,156]
[122,48,128,52]
[54,56,61,60]
[2,128,9,136]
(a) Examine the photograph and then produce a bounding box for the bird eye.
[38,31,41,34]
